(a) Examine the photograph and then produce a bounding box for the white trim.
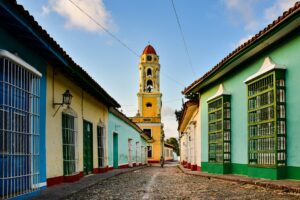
[207,84,230,102]
[0,49,42,77]
[32,182,47,189]
[244,57,286,83]
[119,163,129,165]
[136,123,162,127]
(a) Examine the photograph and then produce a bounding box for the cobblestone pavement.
[65,166,300,200]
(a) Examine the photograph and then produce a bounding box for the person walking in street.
[160,156,164,168]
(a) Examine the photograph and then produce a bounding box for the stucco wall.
[0,28,47,185]
[46,65,108,178]
[138,124,162,161]
[200,32,300,167]
[108,112,146,167]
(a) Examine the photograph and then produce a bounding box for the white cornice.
[207,84,230,102]
[244,57,286,83]
[0,49,42,77]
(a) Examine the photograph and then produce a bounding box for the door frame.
[113,132,118,169]
[83,120,93,175]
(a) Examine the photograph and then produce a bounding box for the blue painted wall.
[0,23,47,188]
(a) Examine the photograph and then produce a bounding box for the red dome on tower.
[142,45,157,55]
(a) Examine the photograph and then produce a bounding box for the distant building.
[108,108,149,169]
[131,45,164,163]
[164,143,175,161]
[178,100,201,171]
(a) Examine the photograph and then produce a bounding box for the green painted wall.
[108,112,147,167]
[199,30,300,179]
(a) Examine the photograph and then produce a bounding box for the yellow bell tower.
[131,44,164,163]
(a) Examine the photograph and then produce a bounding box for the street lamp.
[53,90,73,117]
[53,90,73,107]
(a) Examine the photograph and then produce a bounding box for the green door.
[83,120,93,174]
[113,133,118,169]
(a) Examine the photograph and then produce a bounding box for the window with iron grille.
[62,113,77,175]
[0,51,41,199]
[97,126,105,167]
[208,95,231,164]
[247,71,286,167]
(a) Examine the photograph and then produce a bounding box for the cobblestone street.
[65,166,300,200]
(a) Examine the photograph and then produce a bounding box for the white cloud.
[264,0,298,22]
[161,105,179,139]
[162,105,175,118]
[234,34,253,48]
[223,0,259,31]
[42,0,117,34]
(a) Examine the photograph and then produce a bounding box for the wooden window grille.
[62,113,77,175]
[247,70,286,167]
[97,126,105,167]
[0,54,41,199]
[208,95,231,164]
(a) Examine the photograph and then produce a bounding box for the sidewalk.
[30,166,147,200]
[178,165,300,193]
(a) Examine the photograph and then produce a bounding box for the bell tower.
[131,44,164,163]
[137,45,162,118]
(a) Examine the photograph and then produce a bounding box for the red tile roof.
[183,1,300,95]
[2,0,120,107]
[142,44,157,55]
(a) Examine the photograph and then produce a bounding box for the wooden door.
[113,133,118,168]
[83,120,93,174]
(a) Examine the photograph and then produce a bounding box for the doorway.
[83,120,93,175]
[113,133,118,169]
[128,139,132,167]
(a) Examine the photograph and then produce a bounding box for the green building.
[108,108,150,169]
[183,2,300,180]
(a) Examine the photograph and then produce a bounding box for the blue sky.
[17,0,298,138]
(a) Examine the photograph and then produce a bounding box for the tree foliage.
[174,109,183,122]
[165,137,179,156]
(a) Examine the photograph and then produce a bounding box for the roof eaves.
[3,0,120,108]
[183,2,300,95]
[177,100,198,131]
[109,107,143,133]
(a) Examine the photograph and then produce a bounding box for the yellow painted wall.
[46,65,108,179]
[142,96,158,117]
[138,124,162,161]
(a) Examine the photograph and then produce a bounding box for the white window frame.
[97,124,105,168]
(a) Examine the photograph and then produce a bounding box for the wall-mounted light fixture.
[53,90,73,117]
[53,90,73,106]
